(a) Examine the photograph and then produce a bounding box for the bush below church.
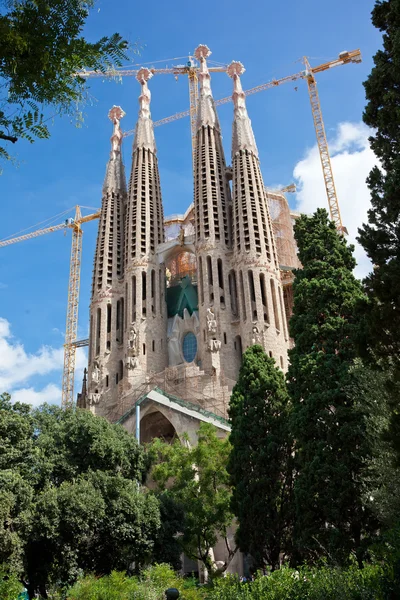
[65,562,399,600]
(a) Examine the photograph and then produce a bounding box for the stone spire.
[193,44,235,379]
[92,106,127,296]
[124,67,166,381]
[132,68,156,154]
[227,61,258,157]
[195,44,220,131]
[228,63,290,368]
[88,107,128,415]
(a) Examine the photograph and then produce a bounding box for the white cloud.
[0,317,87,406]
[12,384,62,407]
[293,122,378,279]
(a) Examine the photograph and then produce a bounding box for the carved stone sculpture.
[209,339,221,353]
[127,324,137,350]
[251,325,261,345]
[92,361,100,384]
[206,307,217,334]
[88,392,100,405]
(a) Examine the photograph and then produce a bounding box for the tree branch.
[0,133,17,143]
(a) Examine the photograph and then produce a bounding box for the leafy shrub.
[0,566,23,600]
[67,564,203,600]
[207,565,386,600]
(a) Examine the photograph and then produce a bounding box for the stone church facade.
[78,44,298,430]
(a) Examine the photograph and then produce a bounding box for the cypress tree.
[357,0,400,458]
[288,209,376,567]
[228,345,293,571]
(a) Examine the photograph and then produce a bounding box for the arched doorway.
[140,410,177,444]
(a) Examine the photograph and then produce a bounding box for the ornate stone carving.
[127,324,138,351]
[209,339,221,353]
[206,307,217,334]
[92,361,100,384]
[251,325,261,345]
[126,355,139,370]
[88,392,100,406]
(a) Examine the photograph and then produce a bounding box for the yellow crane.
[120,49,361,234]
[0,206,100,408]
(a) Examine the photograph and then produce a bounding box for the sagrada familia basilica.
[78,43,299,453]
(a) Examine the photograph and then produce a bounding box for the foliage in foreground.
[149,423,235,578]
[0,0,129,163]
[67,564,202,600]
[66,562,400,600]
[0,394,161,599]
[228,346,293,571]
[206,565,392,600]
[287,209,377,566]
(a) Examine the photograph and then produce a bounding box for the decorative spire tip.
[194,44,211,61]
[227,61,246,78]
[136,67,153,84]
[108,105,125,123]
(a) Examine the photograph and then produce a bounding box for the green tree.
[0,0,129,162]
[0,399,160,599]
[357,0,400,461]
[228,345,293,571]
[150,423,236,579]
[287,209,376,567]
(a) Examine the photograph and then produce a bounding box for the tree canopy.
[149,423,236,579]
[357,0,400,463]
[0,394,160,599]
[228,345,293,572]
[0,0,129,162]
[287,209,377,567]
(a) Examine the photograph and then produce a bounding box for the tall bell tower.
[228,61,290,369]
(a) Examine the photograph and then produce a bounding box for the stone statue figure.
[127,325,137,350]
[251,326,261,345]
[206,307,217,334]
[92,361,100,384]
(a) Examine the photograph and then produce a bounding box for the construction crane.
[78,57,227,172]
[0,206,100,409]
[120,49,361,233]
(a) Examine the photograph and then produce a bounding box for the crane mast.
[0,206,100,409]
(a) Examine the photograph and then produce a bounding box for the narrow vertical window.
[229,270,239,317]
[132,276,137,321]
[278,286,287,339]
[89,315,93,365]
[159,269,163,314]
[119,360,123,381]
[143,343,146,355]
[239,270,246,321]
[96,308,101,355]
[198,257,204,304]
[120,297,124,342]
[217,259,225,307]
[207,256,214,303]
[142,271,147,316]
[151,269,156,314]
[260,273,269,323]
[107,304,112,333]
[152,340,155,352]
[270,279,280,331]
[248,270,257,320]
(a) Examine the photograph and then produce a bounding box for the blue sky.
[0,0,381,405]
